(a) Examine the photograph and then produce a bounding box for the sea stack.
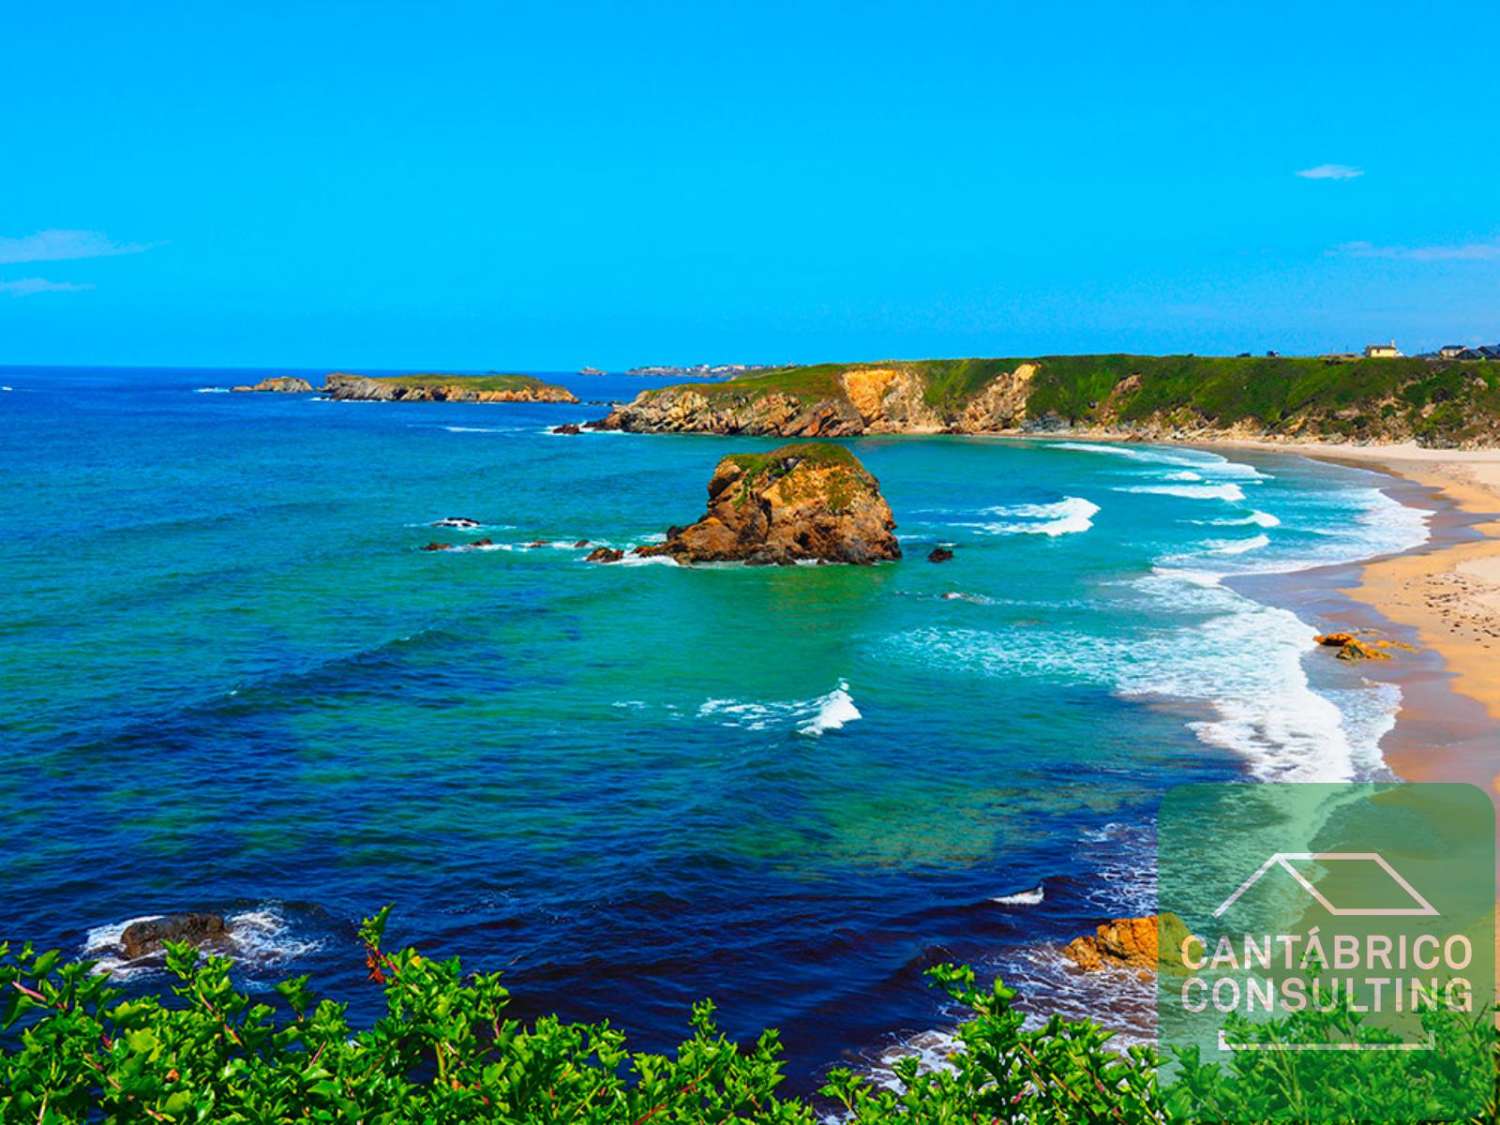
[629,442,900,565]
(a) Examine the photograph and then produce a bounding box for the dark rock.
[472,538,493,547]
[120,913,228,961]
[422,542,453,552]
[433,517,481,529]
[552,423,583,435]
[585,547,624,563]
[927,547,954,563]
[573,539,590,548]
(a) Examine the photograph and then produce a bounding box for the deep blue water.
[0,366,1429,1085]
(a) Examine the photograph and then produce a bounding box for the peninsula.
[592,355,1500,447]
[321,373,578,403]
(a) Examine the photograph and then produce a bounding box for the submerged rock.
[421,542,454,552]
[433,517,482,529]
[120,913,229,961]
[573,539,590,548]
[927,547,954,563]
[634,443,900,566]
[1062,914,1191,973]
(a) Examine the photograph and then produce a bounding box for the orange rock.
[1062,914,1192,972]
[1315,632,1357,647]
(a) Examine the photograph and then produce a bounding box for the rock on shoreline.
[322,373,578,404]
[606,443,899,566]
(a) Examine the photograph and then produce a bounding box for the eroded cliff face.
[624,444,900,565]
[322,374,578,403]
[596,364,1039,436]
[838,368,946,433]
[955,363,1036,432]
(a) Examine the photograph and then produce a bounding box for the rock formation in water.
[1062,914,1191,972]
[120,913,230,961]
[231,376,315,393]
[615,443,899,566]
[322,373,577,403]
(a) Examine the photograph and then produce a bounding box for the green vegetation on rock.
[352,373,558,392]
[609,354,1500,446]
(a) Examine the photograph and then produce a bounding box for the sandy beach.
[1218,440,1500,803]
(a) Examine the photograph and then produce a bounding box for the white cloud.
[0,277,96,297]
[1335,238,1500,262]
[0,229,156,265]
[1296,164,1364,180]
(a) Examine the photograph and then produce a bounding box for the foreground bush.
[0,908,1494,1121]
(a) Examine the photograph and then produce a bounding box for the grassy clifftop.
[614,355,1500,446]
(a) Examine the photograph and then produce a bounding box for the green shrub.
[2,910,1494,1121]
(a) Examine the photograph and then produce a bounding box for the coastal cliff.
[607,443,899,565]
[323,373,578,403]
[593,355,1500,448]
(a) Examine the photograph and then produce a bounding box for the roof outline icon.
[1212,851,1438,919]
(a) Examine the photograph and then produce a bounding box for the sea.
[0,365,1430,1088]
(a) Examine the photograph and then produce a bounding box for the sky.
[3,0,1498,370]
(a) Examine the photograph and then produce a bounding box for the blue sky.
[3,0,1497,369]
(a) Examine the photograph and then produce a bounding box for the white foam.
[698,680,861,737]
[1115,483,1246,502]
[992,883,1045,906]
[193,386,229,394]
[799,681,861,737]
[1196,510,1281,528]
[1204,533,1270,556]
[1,385,12,392]
[963,496,1100,536]
[1050,441,1269,479]
[444,425,524,433]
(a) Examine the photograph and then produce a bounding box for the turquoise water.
[0,366,1428,1083]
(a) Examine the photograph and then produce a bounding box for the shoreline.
[1188,439,1500,904]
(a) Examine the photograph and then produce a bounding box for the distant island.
[321,373,578,403]
[591,354,1500,447]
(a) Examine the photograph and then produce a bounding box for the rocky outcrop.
[552,423,582,435]
[231,376,315,393]
[120,913,229,961]
[322,373,578,404]
[585,547,624,563]
[630,443,899,565]
[1062,914,1191,973]
[927,547,954,563]
[597,387,866,437]
[594,363,1040,437]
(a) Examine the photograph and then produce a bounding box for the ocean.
[0,365,1430,1087]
